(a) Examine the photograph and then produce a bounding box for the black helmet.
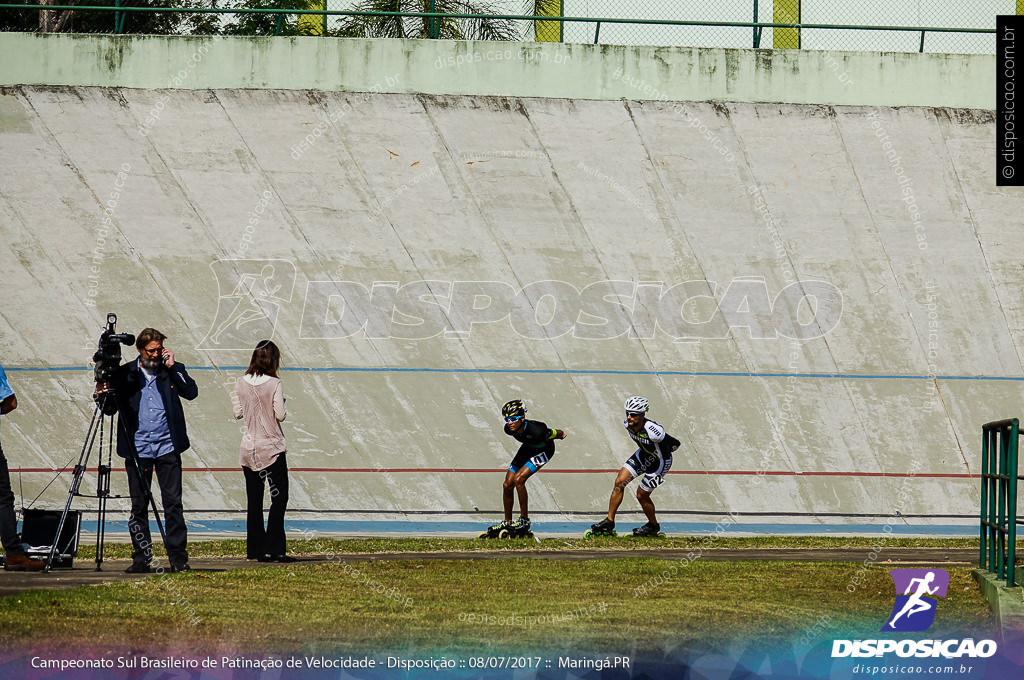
[501,399,526,419]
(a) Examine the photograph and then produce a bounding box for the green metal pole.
[991,428,999,575]
[998,428,1008,580]
[1009,419,1019,587]
[115,0,127,33]
[428,0,436,39]
[753,0,760,48]
[981,427,989,570]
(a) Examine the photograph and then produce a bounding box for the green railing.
[980,418,1021,589]
[0,5,999,54]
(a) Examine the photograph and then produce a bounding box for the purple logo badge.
[881,569,949,632]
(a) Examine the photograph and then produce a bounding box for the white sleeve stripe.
[645,421,666,442]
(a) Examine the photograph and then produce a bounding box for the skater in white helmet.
[590,396,679,538]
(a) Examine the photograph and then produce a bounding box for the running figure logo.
[198,259,296,350]
[882,568,949,632]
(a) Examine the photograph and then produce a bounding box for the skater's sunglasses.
[626,411,644,419]
[504,416,524,423]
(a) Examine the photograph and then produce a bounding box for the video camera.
[93,313,134,383]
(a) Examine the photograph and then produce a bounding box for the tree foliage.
[0,0,564,38]
[0,0,221,34]
[222,0,321,36]
[332,0,562,41]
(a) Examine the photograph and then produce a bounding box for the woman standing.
[232,340,293,562]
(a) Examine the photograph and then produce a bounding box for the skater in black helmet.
[589,396,679,538]
[480,399,566,539]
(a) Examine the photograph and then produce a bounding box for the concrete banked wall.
[0,35,1017,534]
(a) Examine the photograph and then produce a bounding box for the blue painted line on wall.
[81,519,975,536]
[9,366,1024,381]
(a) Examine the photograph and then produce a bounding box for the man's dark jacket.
[102,357,199,459]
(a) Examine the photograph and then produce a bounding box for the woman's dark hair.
[246,340,281,378]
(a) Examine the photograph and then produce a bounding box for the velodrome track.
[0,36,1015,539]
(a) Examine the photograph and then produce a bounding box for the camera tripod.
[46,392,167,572]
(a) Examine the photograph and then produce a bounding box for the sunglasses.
[505,416,524,423]
[626,412,643,418]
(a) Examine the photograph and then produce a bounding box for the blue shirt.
[134,367,174,459]
[0,363,12,433]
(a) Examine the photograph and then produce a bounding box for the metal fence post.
[989,426,998,573]
[981,419,1020,587]
[753,0,760,48]
[1009,419,1019,587]
[1000,429,1008,579]
[981,426,989,570]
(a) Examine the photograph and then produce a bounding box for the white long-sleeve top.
[232,373,286,471]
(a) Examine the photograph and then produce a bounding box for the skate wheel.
[584,531,593,538]
[525,532,534,538]
[498,528,510,539]
[477,532,490,539]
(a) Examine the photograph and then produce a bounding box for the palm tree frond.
[337,0,523,41]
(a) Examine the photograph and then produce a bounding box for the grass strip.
[0,559,995,658]
[72,535,980,560]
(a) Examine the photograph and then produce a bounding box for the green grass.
[0,558,996,658]
[73,534,980,560]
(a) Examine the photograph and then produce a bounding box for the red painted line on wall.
[15,467,976,478]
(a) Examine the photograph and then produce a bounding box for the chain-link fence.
[0,0,1008,54]
[552,0,1005,54]
[765,0,1005,54]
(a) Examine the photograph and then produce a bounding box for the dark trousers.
[126,452,188,566]
[0,443,26,555]
[243,453,289,558]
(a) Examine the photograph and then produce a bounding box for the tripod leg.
[95,463,109,571]
[46,404,102,573]
[93,407,122,571]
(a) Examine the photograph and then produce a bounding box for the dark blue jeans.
[126,452,188,566]
[0,442,26,555]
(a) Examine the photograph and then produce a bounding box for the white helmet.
[624,396,649,413]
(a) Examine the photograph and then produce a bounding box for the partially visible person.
[232,340,292,562]
[98,328,198,573]
[0,361,44,571]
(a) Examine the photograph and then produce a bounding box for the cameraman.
[97,328,198,573]
[0,361,44,571]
